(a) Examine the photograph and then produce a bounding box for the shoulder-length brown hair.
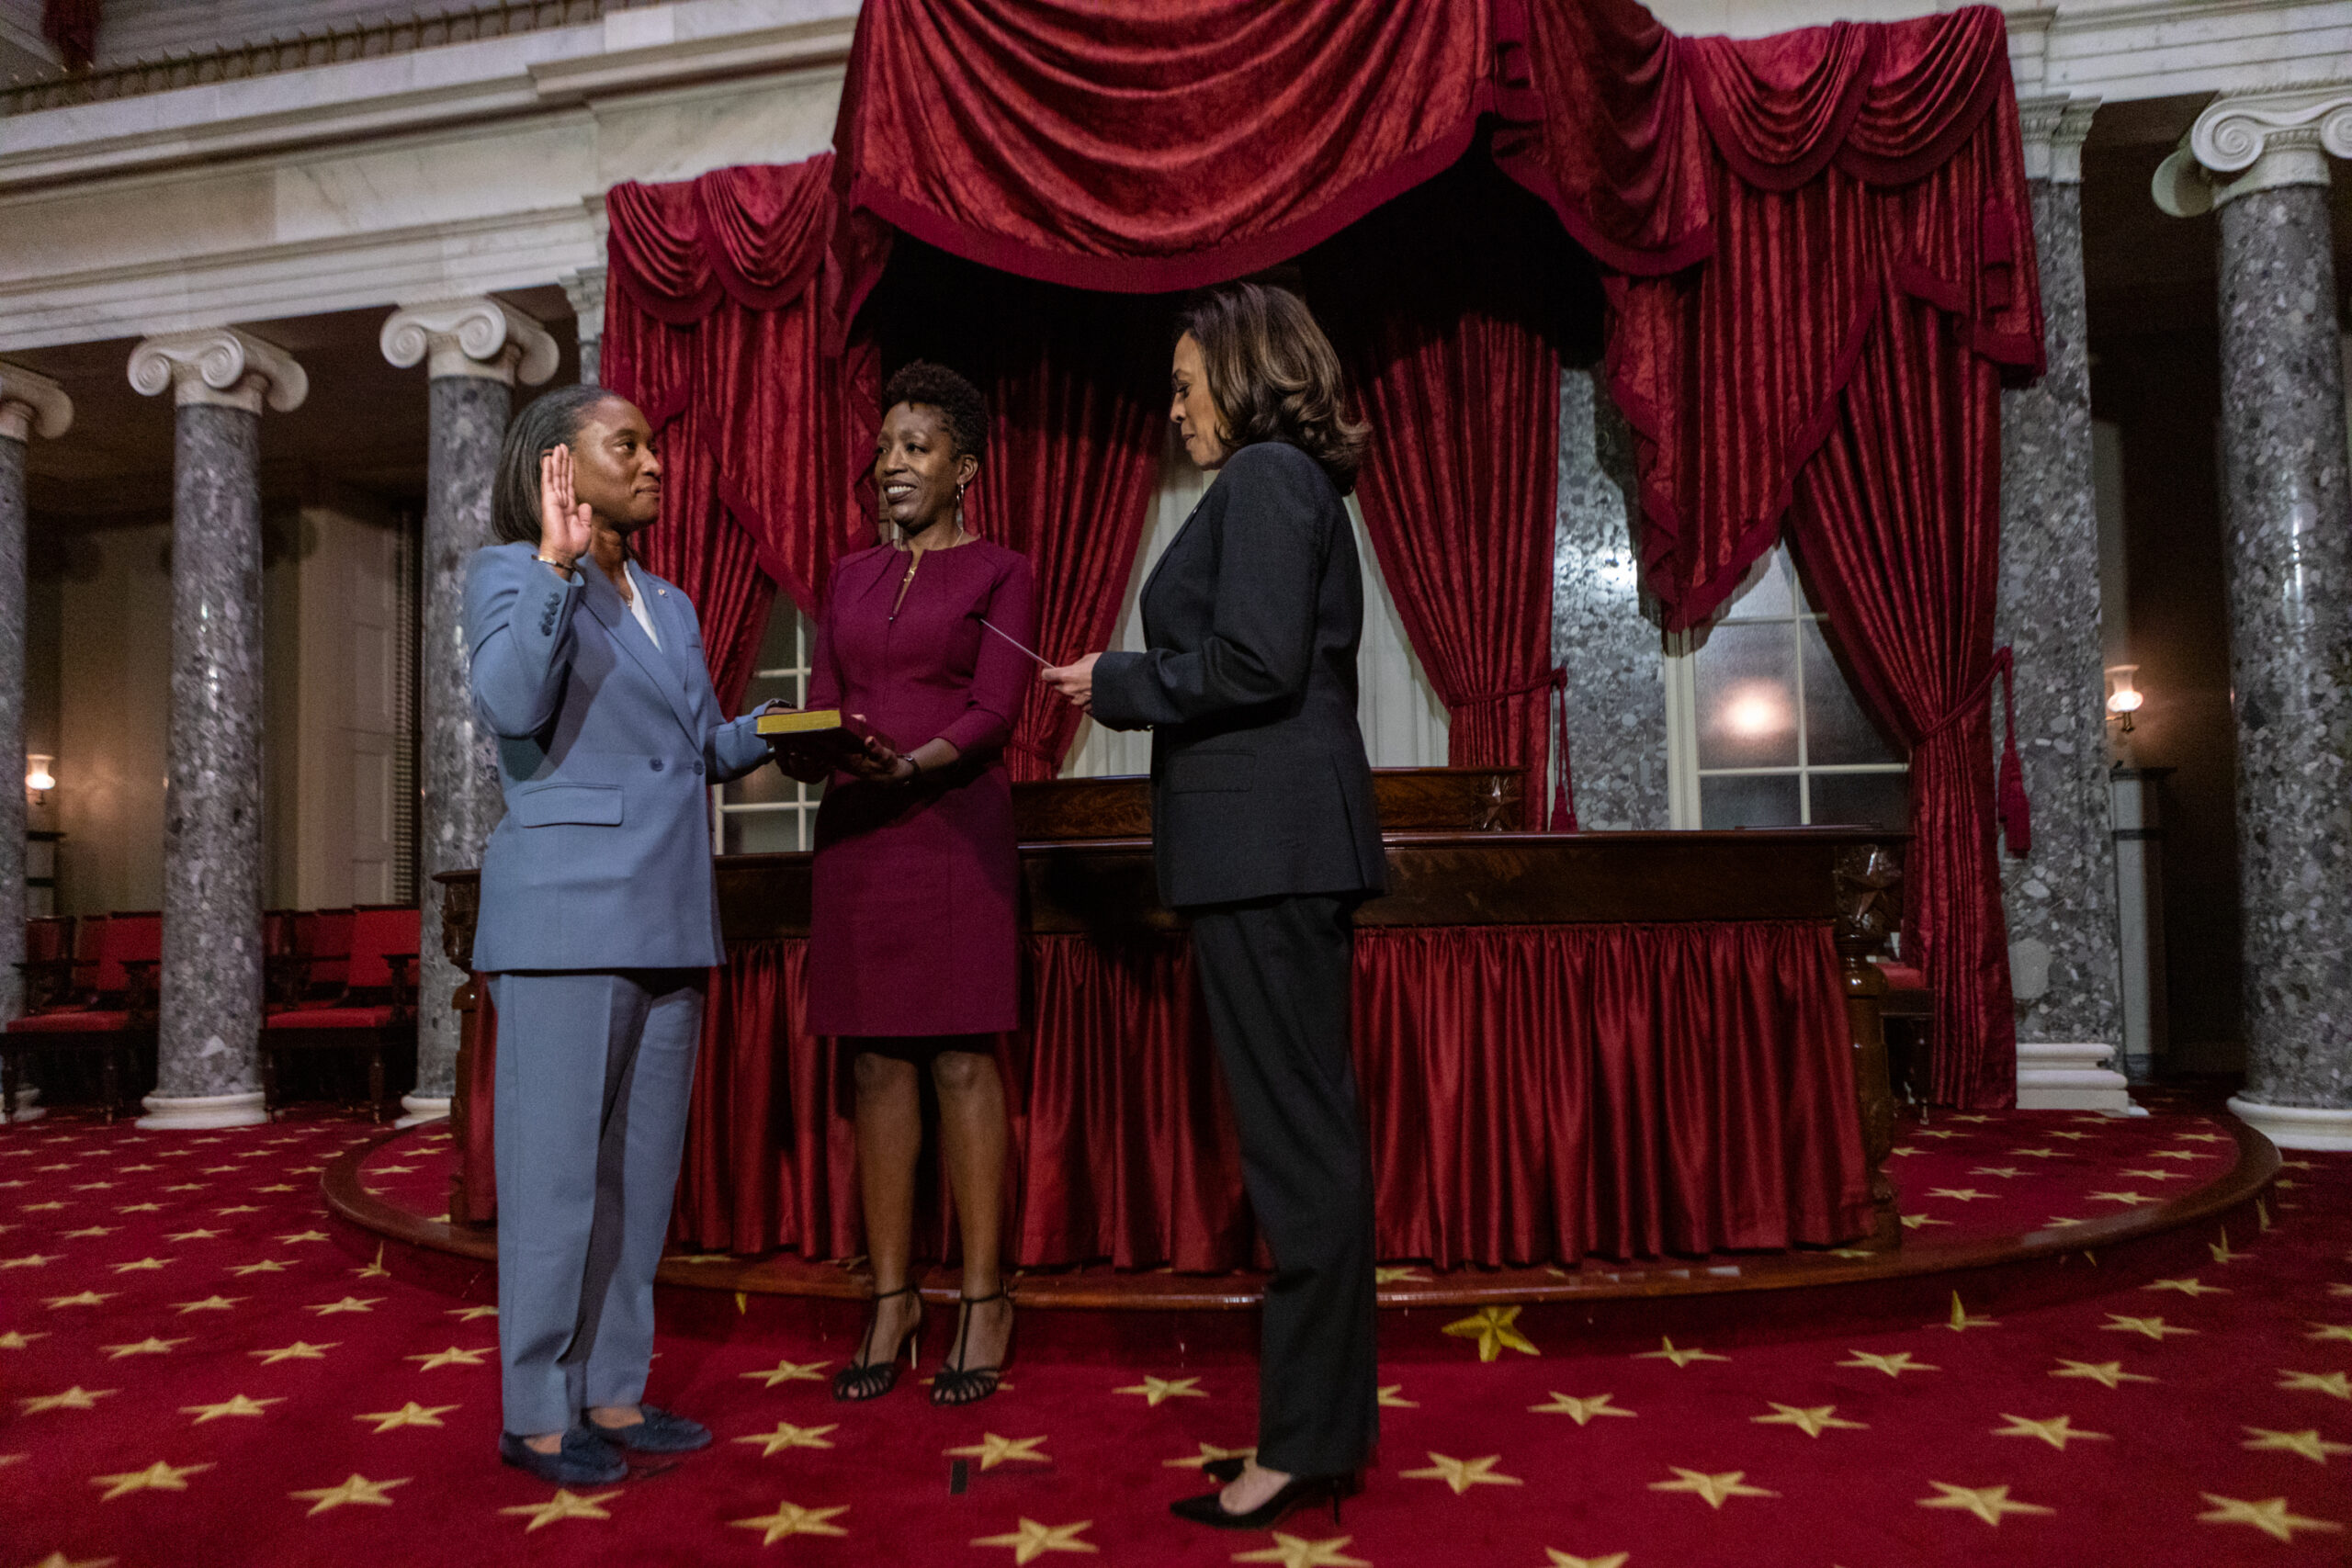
[1179,282,1369,493]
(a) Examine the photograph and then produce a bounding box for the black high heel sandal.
[929,1287,1013,1406]
[831,1284,923,1402]
[1170,1471,1359,1530]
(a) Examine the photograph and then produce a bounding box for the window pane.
[1700,773,1802,829]
[722,809,806,855]
[752,601,802,672]
[1808,771,1910,829]
[1715,548,1795,621]
[1800,620,1898,765]
[723,765,809,808]
[1694,622,1799,769]
[743,672,802,712]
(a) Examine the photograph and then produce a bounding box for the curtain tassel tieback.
[1460,668,1577,834]
[1913,645,2030,858]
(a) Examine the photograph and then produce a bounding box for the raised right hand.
[538,444,594,568]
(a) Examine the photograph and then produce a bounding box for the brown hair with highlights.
[1178,281,1368,493]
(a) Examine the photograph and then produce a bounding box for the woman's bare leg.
[850,1047,924,1363]
[931,1045,1012,1369]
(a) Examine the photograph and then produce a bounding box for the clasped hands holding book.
[759,705,913,785]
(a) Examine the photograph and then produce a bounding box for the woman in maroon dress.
[795,361,1035,1406]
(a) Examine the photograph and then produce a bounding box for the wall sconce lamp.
[2104,666,2144,734]
[25,754,53,804]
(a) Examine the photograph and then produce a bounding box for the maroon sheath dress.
[803,537,1036,1039]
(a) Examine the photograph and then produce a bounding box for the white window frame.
[1662,546,1907,830]
[711,604,823,854]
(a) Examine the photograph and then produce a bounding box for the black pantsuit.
[1091,440,1387,1478]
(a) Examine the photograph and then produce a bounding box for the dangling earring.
[955,480,968,536]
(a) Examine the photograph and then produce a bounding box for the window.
[712,601,823,854]
[1664,546,1906,829]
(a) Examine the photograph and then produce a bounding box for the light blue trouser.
[489,969,704,1437]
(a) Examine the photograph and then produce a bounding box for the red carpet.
[5,1106,2348,1566]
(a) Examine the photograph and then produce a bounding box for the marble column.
[128,329,307,1130]
[561,266,606,387]
[0,366,72,1108]
[1554,367,1669,829]
[1996,96,2131,1111]
[380,299,558,1121]
[2155,88,2352,1148]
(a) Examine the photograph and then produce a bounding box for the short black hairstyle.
[492,383,621,547]
[880,360,989,463]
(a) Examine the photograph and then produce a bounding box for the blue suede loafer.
[499,1427,627,1485]
[590,1404,711,1453]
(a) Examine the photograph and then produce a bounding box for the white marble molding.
[137,1089,269,1130]
[0,360,73,441]
[2015,1040,2139,1113]
[2226,1097,2352,1152]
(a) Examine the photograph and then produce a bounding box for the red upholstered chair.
[1878,957,1934,1108]
[1,911,163,1122]
[19,915,75,1012]
[265,907,351,1014]
[260,904,419,1122]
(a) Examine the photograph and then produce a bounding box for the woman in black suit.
[1043,282,1385,1529]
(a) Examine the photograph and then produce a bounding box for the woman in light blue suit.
[463,384,774,1485]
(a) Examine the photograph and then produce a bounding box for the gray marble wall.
[1554,368,1668,830]
[2215,183,2352,1110]
[1995,177,2124,1051]
[158,403,266,1100]
[0,432,25,1024]
[415,375,511,1099]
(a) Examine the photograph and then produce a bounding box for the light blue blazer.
[463,541,771,973]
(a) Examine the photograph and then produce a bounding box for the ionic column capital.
[0,362,72,444]
[2154,83,2352,216]
[2016,94,2099,185]
[379,298,559,386]
[128,328,308,413]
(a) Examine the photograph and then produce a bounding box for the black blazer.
[1091,441,1386,909]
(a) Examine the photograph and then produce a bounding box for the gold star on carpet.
[2087,1190,2155,1207]
[1926,1188,1989,1202]
[500,1488,621,1531]
[1951,1114,1996,1123]
[2046,1131,2096,1141]
[276,1230,329,1245]
[2009,1147,2062,1157]
[970,1517,1097,1563]
[1373,1266,1428,1285]
[1544,1553,1628,1568]
[89,1460,211,1501]
[1401,1452,1522,1495]
[1935,1292,1998,1332]
[2148,1149,2208,1161]
[252,1184,297,1194]
[1886,1145,1918,1158]
[1647,1467,1775,1508]
[2278,1370,2352,1401]
[2117,1168,2184,1181]
[1163,1442,1254,1469]
[1900,1214,1952,1229]
[1234,1534,1371,1568]
[1530,1392,1634,1426]
[22,1200,67,1212]
[214,1205,261,1216]
[350,1245,390,1280]
[100,1336,189,1359]
[251,1341,337,1365]
[114,1202,160,1213]
[946,1434,1049,1471]
[0,1330,46,1348]
[2143,1276,2228,1297]
[372,1164,417,1174]
[183,1394,282,1424]
[1992,1414,2107,1450]
[1377,1383,1419,1408]
[1114,1375,1205,1405]
[1636,1337,1727,1368]
[1442,1305,1538,1361]
[2196,1494,2342,1543]
[734,1420,840,1457]
[2176,1132,2228,1143]
[1913,1129,1964,1141]
[406,1345,490,1371]
[353,1402,460,1433]
[173,1295,243,1314]
[165,1227,221,1242]
[1916,1482,2052,1526]
[2243,1427,2352,1464]
[0,1252,56,1268]
[60,1225,114,1238]
[288,1472,408,1516]
[162,1183,207,1192]
[730,1499,850,1546]
[19,1386,116,1414]
[2101,1314,2194,1341]
[23,1552,114,1568]
[109,1256,170,1272]
[2306,1324,2352,1343]
[1753,1403,1864,1437]
[2050,1359,2154,1388]
[306,1296,382,1315]
[1838,1349,1937,1378]
[71,1180,117,1190]
[44,1290,114,1309]
[227,1259,289,1276]
[447,1303,499,1321]
[1968,1167,2022,1179]
[740,1357,827,1387]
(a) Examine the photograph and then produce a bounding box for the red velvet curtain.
[1315,166,1573,827]
[603,159,866,705]
[656,921,1869,1267]
[41,0,97,70]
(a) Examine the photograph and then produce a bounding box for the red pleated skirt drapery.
[650,920,1872,1270]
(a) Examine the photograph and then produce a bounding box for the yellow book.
[755,707,897,768]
